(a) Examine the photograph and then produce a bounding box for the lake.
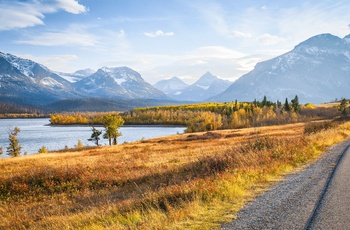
[0,118,186,158]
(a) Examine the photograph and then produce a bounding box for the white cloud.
[190,60,207,66]
[16,26,97,46]
[258,33,286,46]
[232,30,252,39]
[192,2,230,36]
[56,0,87,14]
[189,46,245,59]
[0,0,87,30]
[117,29,126,39]
[144,30,174,38]
[0,7,44,30]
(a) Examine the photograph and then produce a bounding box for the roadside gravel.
[220,138,350,230]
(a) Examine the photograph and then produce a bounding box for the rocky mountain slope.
[0,52,167,107]
[153,76,189,98]
[74,67,167,99]
[212,33,350,103]
[0,51,81,106]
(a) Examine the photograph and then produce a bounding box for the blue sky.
[1,0,350,84]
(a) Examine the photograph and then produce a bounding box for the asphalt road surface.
[221,138,350,230]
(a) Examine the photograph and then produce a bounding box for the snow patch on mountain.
[196,84,210,90]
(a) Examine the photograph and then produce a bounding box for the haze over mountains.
[1,32,350,111]
[153,72,231,101]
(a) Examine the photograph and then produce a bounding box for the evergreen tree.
[262,96,267,107]
[284,98,291,112]
[291,95,300,113]
[88,127,102,146]
[7,127,21,157]
[339,98,348,116]
[253,99,258,107]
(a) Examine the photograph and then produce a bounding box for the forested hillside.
[0,103,44,118]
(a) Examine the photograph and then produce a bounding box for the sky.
[1,0,350,84]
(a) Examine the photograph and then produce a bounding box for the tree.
[102,114,124,145]
[284,98,291,112]
[88,127,102,146]
[7,127,22,157]
[291,95,300,113]
[262,96,267,107]
[339,98,348,116]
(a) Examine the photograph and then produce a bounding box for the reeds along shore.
[1,120,350,229]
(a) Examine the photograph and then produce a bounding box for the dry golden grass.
[1,121,350,229]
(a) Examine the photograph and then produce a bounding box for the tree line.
[49,96,348,133]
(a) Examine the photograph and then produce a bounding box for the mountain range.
[211,33,350,103]
[153,72,231,101]
[0,51,168,110]
[1,32,350,111]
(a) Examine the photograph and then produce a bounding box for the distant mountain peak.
[74,66,166,99]
[74,68,95,77]
[294,33,346,51]
[194,72,218,86]
[153,76,189,95]
[99,66,143,82]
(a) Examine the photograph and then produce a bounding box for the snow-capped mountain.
[0,52,73,91]
[153,77,189,97]
[74,66,167,99]
[56,69,95,83]
[0,52,168,108]
[0,51,81,105]
[162,72,231,101]
[212,33,350,103]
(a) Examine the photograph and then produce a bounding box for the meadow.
[1,118,350,229]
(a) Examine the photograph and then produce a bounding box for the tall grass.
[1,121,350,229]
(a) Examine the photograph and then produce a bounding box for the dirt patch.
[181,131,223,141]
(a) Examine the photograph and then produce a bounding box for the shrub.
[77,140,83,148]
[304,121,336,134]
[38,146,48,154]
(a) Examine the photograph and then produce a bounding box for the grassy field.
[1,120,350,229]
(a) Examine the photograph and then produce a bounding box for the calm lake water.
[0,118,186,158]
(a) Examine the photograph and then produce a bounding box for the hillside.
[212,33,350,103]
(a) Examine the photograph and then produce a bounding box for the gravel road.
[220,138,350,230]
[306,138,350,229]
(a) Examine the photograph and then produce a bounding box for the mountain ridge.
[211,33,350,103]
[154,72,231,101]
